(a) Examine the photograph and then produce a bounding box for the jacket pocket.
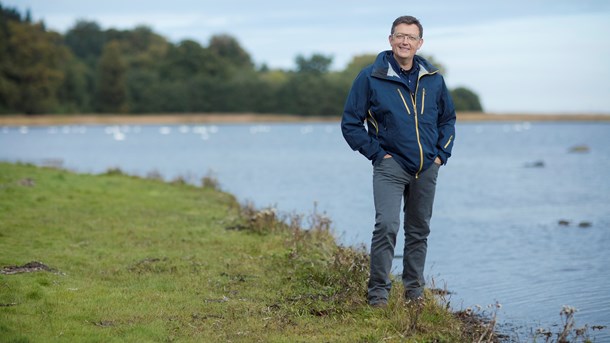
[419,87,438,125]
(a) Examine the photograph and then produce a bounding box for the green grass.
[0,162,490,342]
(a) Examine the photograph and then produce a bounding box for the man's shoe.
[369,301,388,309]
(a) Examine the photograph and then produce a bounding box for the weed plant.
[531,305,600,343]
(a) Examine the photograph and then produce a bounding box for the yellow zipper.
[421,88,426,115]
[396,89,411,115]
[444,135,453,149]
[367,109,379,135]
[397,88,424,178]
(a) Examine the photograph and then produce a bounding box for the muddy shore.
[1,112,609,126]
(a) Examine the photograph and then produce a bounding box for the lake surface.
[2,121,609,341]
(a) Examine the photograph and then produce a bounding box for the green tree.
[254,69,288,113]
[451,86,483,112]
[154,39,230,112]
[117,26,170,114]
[342,54,376,80]
[64,20,105,64]
[0,5,20,113]
[295,53,333,74]
[0,3,22,23]
[56,57,91,113]
[96,40,128,113]
[114,25,169,68]
[161,40,224,80]
[208,34,253,71]
[279,54,345,116]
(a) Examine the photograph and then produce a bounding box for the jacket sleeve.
[341,70,386,163]
[436,77,456,165]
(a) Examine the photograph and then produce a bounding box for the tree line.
[0,4,483,116]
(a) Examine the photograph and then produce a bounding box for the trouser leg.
[402,163,439,299]
[369,158,410,304]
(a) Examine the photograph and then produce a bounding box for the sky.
[4,0,610,114]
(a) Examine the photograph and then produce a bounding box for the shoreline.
[1,112,609,126]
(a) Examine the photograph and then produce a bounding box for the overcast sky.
[5,0,610,114]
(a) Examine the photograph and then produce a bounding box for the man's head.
[390,16,423,38]
[389,16,424,67]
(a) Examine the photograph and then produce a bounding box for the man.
[341,15,456,307]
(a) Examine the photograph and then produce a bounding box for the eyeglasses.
[391,33,420,42]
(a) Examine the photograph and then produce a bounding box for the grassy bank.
[0,162,494,342]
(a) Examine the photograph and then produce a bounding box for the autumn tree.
[1,19,69,114]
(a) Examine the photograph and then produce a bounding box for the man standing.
[341,15,456,307]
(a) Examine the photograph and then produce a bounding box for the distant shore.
[1,112,609,126]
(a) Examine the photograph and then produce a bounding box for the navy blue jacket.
[341,51,456,177]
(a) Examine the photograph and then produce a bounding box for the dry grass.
[0,112,609,126]
[0,113,338,126]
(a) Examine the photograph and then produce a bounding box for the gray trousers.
[368,157,439,304]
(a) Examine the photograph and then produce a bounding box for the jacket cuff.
[372,149,388,165]
[437,151,448,165]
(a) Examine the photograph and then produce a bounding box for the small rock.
[525,160,545,168]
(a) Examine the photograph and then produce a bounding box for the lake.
[2,121,609,341]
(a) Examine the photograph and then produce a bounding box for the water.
[2,121,609,341]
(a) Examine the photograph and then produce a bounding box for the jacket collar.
[371,51,438,81]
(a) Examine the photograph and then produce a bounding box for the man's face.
[389,23,424,62]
